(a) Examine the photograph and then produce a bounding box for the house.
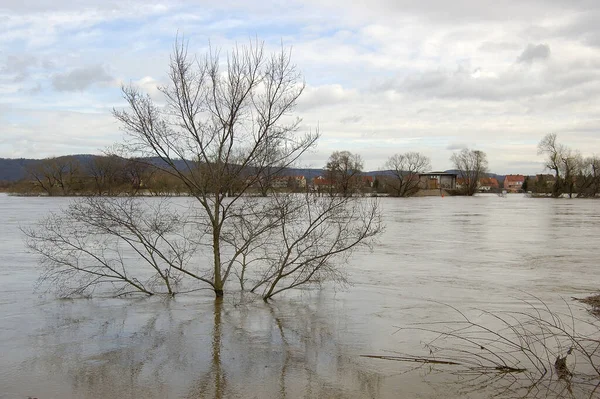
[312,176,334,190]
[504,174,525,192]
[271,176,289,189]
[479,177,499,191]
[291,175,307,188]
[418,172,457,190]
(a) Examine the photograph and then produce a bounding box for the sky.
[1,0,600,174]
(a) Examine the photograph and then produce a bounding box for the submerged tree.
[25,37,382,300]
[105,37,381,299]
[112,38,319,298]
[450,148,488,196]
[576,156,600,198]
[382,152,430,197]
[538,133,566,198]
[324,150,364,197]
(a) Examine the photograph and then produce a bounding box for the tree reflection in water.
[21,294,385,399]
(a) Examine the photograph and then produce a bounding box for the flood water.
[1,193,599,398]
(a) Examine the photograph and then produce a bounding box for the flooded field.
[1,193,599,398]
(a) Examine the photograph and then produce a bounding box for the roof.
[479,177,499,186]
[505,174,525,182]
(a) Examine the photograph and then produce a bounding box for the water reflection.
[20,295,388,399]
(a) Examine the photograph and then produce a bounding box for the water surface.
[1,194,598,398]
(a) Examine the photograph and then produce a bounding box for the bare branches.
[112,37,319,297]
[228,193,383,300]
[450,148,488,196]
[383,152,431,197]
[378,297,600,399]
[325,151,364,197]
[23,197,201,297]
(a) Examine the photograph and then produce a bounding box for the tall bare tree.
[450,148,488,196]
[324,150,364,197]
[537,133,566,198]
[576,156,600,198]
[113,38,318,297]
[383,152,431,197]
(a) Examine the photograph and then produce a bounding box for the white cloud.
[2,0,600,174]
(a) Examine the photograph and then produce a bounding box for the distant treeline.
[2,155,200,196]
[1,155,328,196]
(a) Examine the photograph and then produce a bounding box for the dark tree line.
[538,133,600,198]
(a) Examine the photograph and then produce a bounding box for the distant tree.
[26,156,82,196]
[383,152,430,197]
[450,148,488,196]
[85,155,126,195]
[575,156,600,198]
[123,157,157,195]
[537,133,565,198]
[325,151,364,197]
[521,177,529,192]
[537,134,586,198]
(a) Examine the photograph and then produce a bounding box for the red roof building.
[504,175,525,192]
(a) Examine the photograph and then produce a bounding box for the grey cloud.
[517,44,550,63]
[387,66,546,102]
[340,115,362,124]
[446,143,467,151]
[378,57,600,103]
[479,41,521,53]
[52,65,113,91]
[297,84,357,111]
[1,54,38,81]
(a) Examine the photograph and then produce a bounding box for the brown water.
[1,194,599,398]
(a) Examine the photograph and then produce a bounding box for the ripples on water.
[1,194,599,398]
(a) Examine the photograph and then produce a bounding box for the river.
[1,193,598,398]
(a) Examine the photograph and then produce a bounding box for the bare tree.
[123,157,157,195]
[85,155,126,196]
[23,197,200,297]
[561,150,582,199]
[113,38,318,297]
[235,193,383,300]
[538,133,566,198]
[576,156,600,198]
[325,150,364,197]
[27,156,82,196]
[383,152,431,197]
[450,148,488,196]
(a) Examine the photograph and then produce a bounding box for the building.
[479,177,499,191]
[312,176,334,191]
[504,174,525,192]
[418,172,457,190]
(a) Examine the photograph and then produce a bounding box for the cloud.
[446,143,467,151]
[297,84,357,110]
[517,43,551,63]
[2,0,600,175]
[340,115,362,124]
[1,54,39,81]
[51,65,113,91]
